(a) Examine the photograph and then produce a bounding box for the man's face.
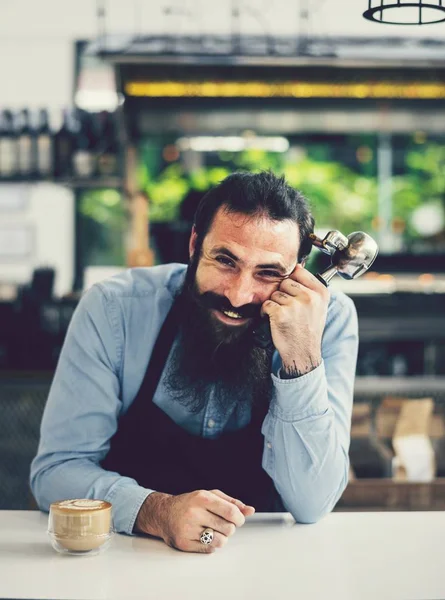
[190,206,301,336]
[165,206,301,414]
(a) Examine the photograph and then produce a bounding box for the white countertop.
[0,510,444,600]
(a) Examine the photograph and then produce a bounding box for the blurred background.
[1,0,445,512]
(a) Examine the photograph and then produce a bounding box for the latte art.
[57,499,108,510]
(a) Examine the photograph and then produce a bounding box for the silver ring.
[200,528,214,545]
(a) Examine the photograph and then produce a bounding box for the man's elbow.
[292,504,332,524]
[286,475,349,524]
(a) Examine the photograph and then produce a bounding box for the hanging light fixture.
[363,0,445,24]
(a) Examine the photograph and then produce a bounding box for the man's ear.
[189,226,198,260]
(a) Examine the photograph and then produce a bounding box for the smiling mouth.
[222,309,243,319]
[212,309,251,325]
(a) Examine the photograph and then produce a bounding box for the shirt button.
[208,419,215,428]
[267,442,272,449]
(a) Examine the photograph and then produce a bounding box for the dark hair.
[193,171,314,262]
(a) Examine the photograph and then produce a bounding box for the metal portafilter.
[252,229,379,350]
[309,230,379,286]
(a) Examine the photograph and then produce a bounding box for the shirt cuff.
[105,483,154,535]
[270,360,329,421]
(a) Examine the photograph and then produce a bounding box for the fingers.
[196,490,245,527]
[205,513,236,537]
[261,289,297,319]
[185,526,229,553]
[270,290,294,306]
[164,489,255,555]
[210,489,255,517]
[261,297,281,318]
[209,530,229,549]
[170,530,228,554]
[262,266,329,315]
[288,264,329,295]
[279,277,303,297]
[240,504,255,517]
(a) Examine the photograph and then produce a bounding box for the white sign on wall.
[0,185,29,212]
[0,225,34,259]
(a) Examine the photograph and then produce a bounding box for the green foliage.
[80,189,124,225]
[393,144,445,241]
[145,164,189,222]
[232,148,283,173]
[142,149,378,235]
[79,189,126,266]
[405,145,445,197]
[282,159,377,232]
[144,164,232,222]
[78,140,445,268]
[141,142,445,245]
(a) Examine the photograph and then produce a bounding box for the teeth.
[222,310,243,319]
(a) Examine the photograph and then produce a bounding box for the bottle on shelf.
[36,108,53,178]
[96,111,120,178]
[72,110,96,179]
[16,108,35,179]
[53,108,75,179]
[0,109,18,179]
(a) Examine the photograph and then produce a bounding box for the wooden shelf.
[359,317,445,342]
[355,376,445,397]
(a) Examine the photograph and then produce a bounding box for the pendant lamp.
[363,0,445,24]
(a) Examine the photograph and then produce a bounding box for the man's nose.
[224,272,256,308]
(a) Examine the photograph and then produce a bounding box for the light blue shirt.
[31,263,358,535]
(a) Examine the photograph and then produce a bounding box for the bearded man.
[31,171,358,554]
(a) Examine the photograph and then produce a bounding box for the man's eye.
[259,270,282,279]
[215,256,235,267]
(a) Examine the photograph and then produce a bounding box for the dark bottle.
[53,108,74,179]
[72,110,96,178]
[96,111,119,177]
[0,110,17,178]
[17,108,35,178]
[36,108,53,177]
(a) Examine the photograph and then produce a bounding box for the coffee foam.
[57,499,108,510]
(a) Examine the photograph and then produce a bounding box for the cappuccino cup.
[48,499,114,555]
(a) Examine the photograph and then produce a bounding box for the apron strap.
[137,299,181,406]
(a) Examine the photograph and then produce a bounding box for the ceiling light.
[363,0,445,25]
[176,136,289,153]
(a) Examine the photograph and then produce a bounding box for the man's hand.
[135,489,255,553]
[261,264,329,378]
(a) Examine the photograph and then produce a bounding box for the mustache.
[195,290,262,320]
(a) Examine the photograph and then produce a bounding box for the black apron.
[101,301,283,511]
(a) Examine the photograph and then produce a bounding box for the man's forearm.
[265,364,352,523]
[267,411,349,522]
[31,456,153,535]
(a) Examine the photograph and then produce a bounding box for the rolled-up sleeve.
[262,292,358,523]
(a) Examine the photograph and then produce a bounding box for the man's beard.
[164,258,274,416]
